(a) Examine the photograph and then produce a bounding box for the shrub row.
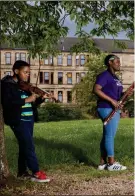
[37,103,83,122]
[37,99,134,122]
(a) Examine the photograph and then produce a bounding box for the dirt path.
[18,172,133,196]
[68,173,134,195]
[0,172,133,195]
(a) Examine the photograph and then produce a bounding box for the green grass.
[1,118,133,196]
[4,118,134,176]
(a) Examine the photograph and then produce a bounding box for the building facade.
[0,38,134,103]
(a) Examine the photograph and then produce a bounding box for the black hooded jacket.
[1,75,43,125]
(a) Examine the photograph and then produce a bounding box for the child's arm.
[25,94,37,103]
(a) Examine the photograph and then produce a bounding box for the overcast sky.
[64,16,128,40]
[28,1,128,40]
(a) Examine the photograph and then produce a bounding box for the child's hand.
[25,94,37,103]
[42,94,50,99]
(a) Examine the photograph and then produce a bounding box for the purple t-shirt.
[95,70,123,108]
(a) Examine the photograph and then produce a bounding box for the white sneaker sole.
[97,164,107,170]
[31,178,51,182]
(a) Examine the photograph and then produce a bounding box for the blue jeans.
[10,119,39,174]
[97,108,120,157]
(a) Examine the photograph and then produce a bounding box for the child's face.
[16,66,30,82]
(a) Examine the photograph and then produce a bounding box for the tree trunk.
[0,104,9,180]
[0,43,9,182]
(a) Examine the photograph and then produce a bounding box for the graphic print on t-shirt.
[114,79,122,87]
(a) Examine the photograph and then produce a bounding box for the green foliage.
[38,103,83,122]
[84,102,98,118]
[73,53,107,106]
[70,36,100,54]
[0,1,67,58]
[0,1,133,59]
[63,107,82,120]
[124,96,134,117]
[62,1,133,40]
[3,119,134,194]
[38,103,63,122]
[114,40,127,50]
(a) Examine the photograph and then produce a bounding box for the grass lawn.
[1,118,134,195]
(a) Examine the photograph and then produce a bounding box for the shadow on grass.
[34,138,97,168]
[5,128,134,173]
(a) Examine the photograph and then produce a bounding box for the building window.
[76,73,80,83]
[58,72,63,84]
[51,72,54,84]
[67,55,72,66]
[80,55,85,66]
[80,72,86,81]
[57,55,63,65]
[67,91,72,103]
[5,53,11,64]
[40,72,52,84]
[15,53,26,61]
[49,56,53,65]
[5,71,11,76]
[44,56,53,65]
[76,55,79,66]
[67,72,72,84]
[58,91,63,102]
[40,72,43,84]
[15,53,20,61]
[44,58,49,65]
[44,72,49,84]
[81,72,86,78]
[81,72,85,77]
[20,53,26,61]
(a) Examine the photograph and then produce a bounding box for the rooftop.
[0,37,134,53]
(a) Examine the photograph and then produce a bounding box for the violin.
[19,81,58,103]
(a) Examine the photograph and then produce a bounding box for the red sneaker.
[31,171,50,182]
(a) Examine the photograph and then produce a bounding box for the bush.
[82,102,98,118]
[63,107,83,120]
[38,103,63,122]
[124,99,134,117]
[38,103,83,122]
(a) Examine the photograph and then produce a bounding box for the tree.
[0,105,9,180]
[0,1,134,56]
[73,53,107,107]
[0,1,134,180]
[63,1,134,40]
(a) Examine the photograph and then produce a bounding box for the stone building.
[0,37,134,103]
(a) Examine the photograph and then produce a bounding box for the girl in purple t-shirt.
[93,54,126,171]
